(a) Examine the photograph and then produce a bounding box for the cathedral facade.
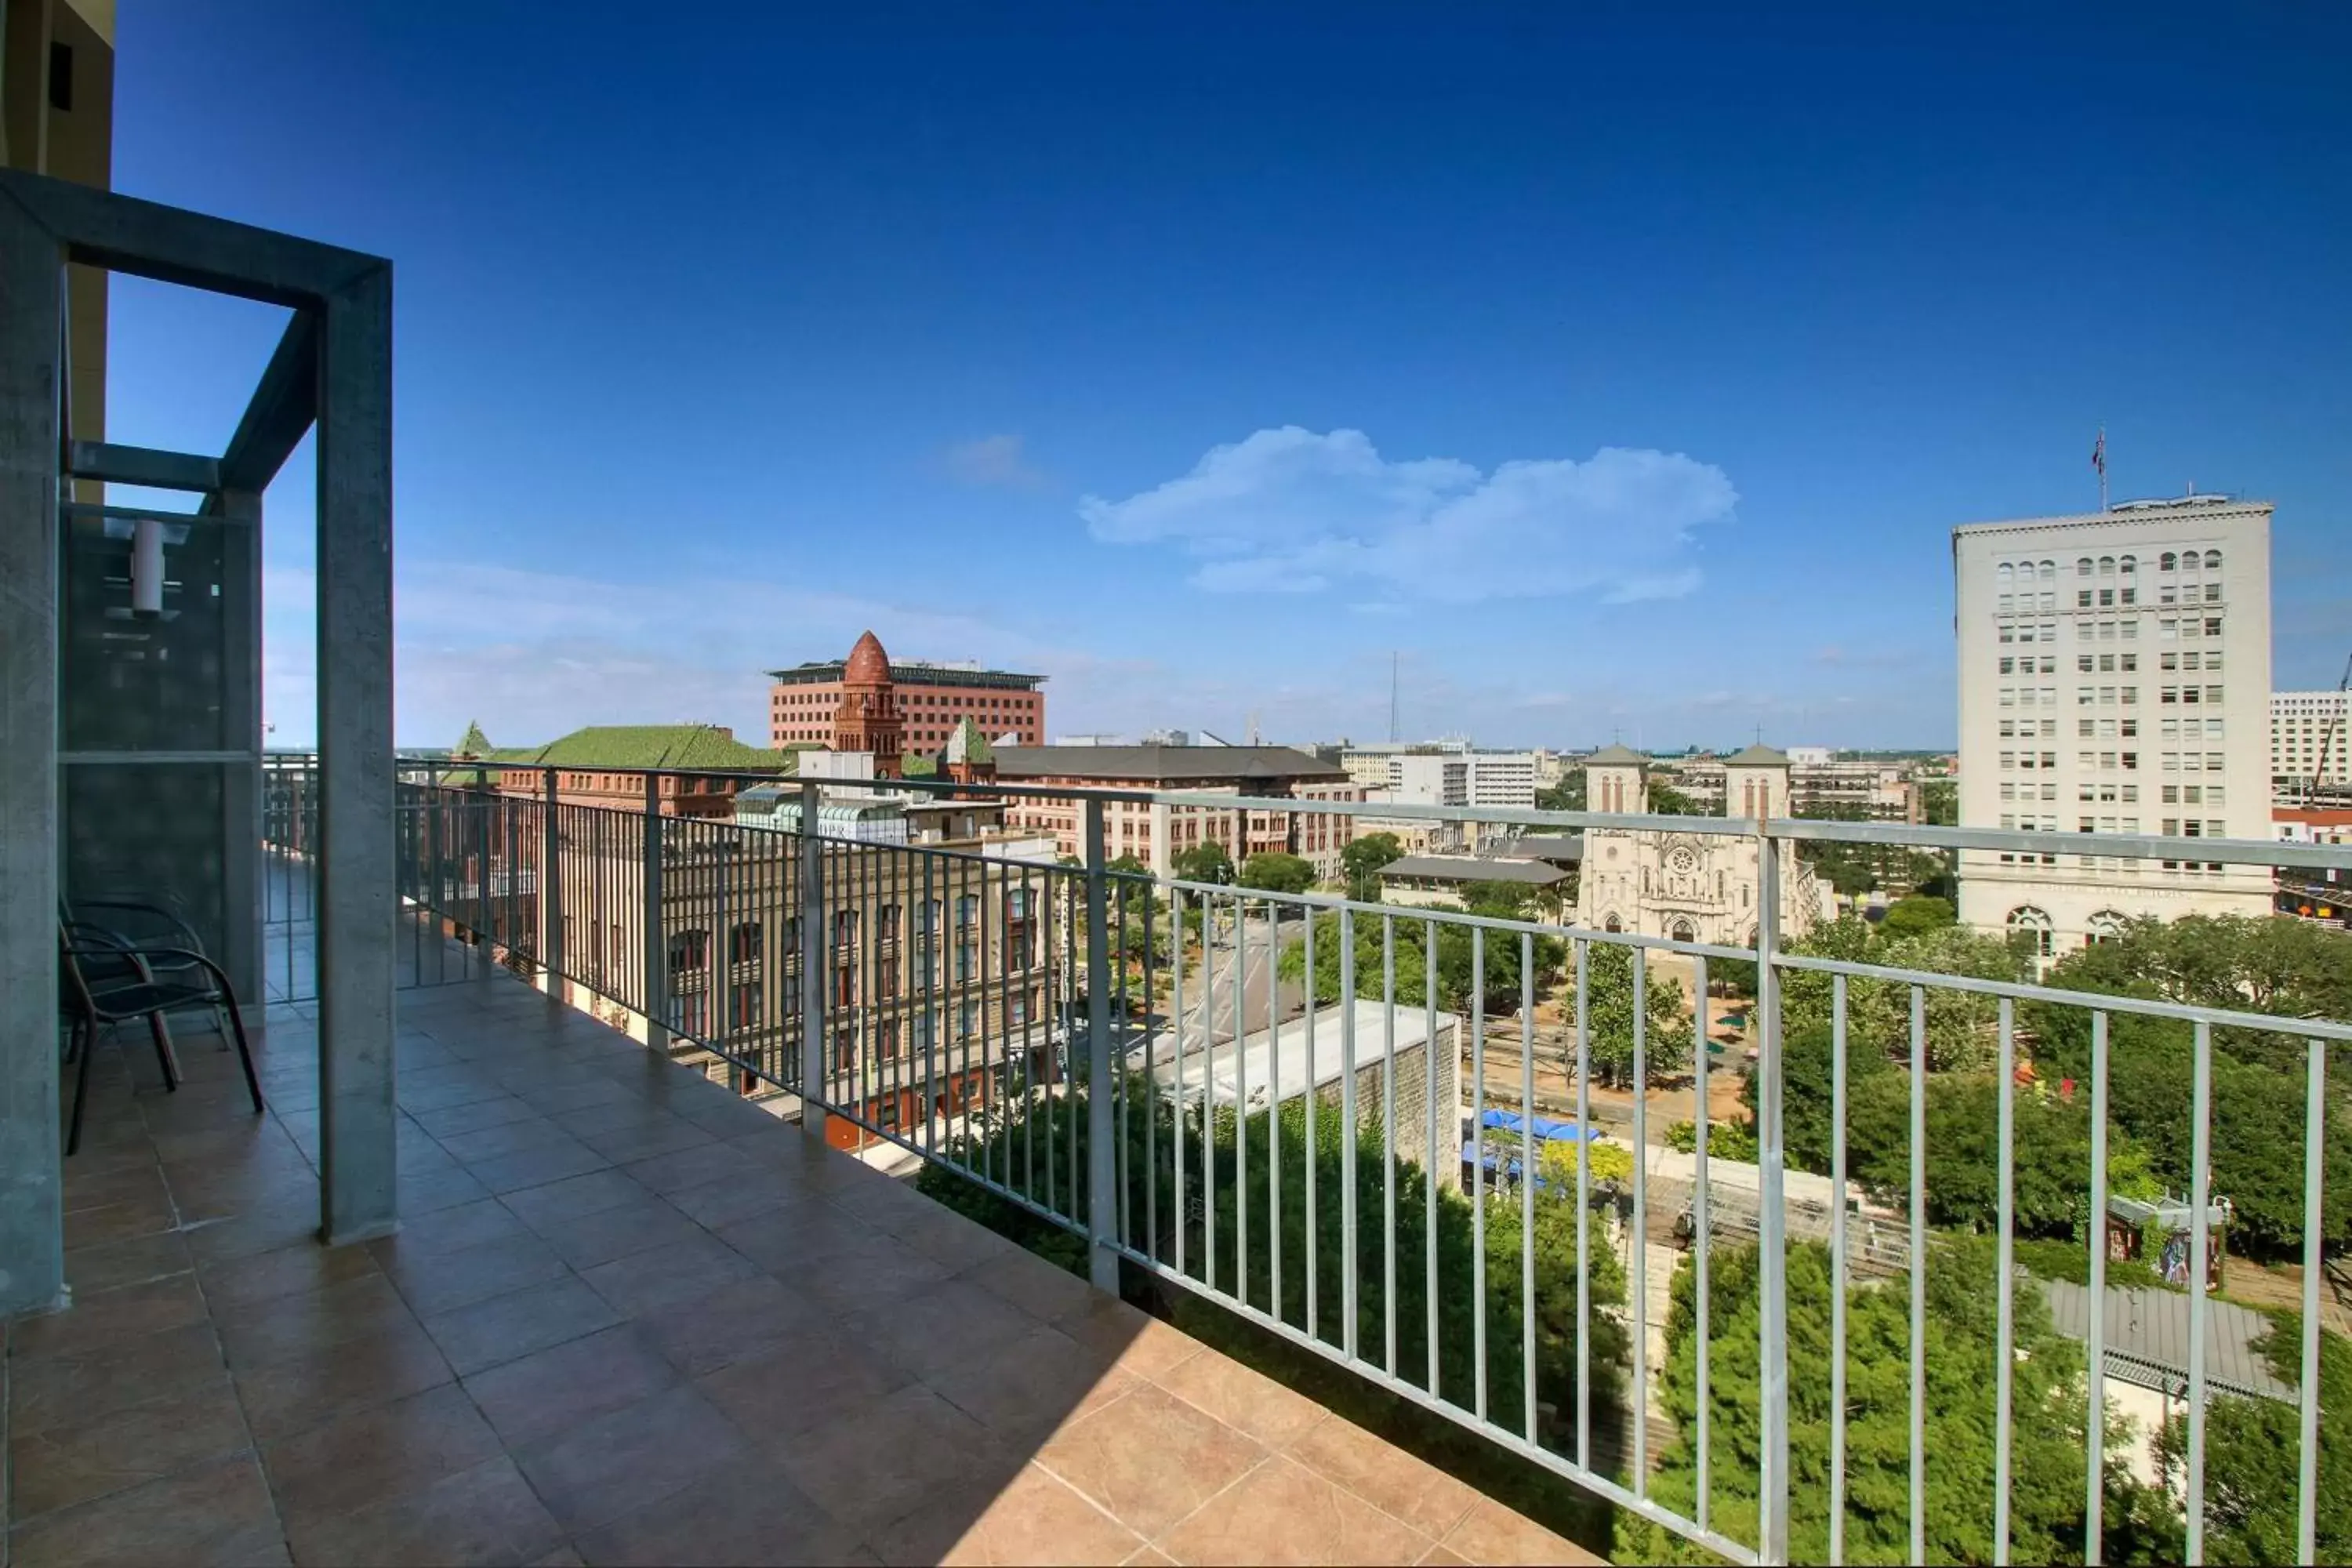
[1573,744,1833,946]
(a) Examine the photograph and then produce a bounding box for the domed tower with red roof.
[834,630,905,776]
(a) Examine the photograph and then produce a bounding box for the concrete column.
[217,488,263,1009]
[314,270,398,1246]
[0,201,64,1317]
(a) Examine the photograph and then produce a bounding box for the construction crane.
[2307,652,2352,810]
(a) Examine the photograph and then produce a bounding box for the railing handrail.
[361,751,2352,873]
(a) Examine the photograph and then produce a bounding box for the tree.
[1878,894,1956,939]
[1584,940,1694,1088]
[1277,906,1566,1018]
[1340,832,1405,900]
[1541,1137,1635,1192]
[1648,779,1707,815]
[1777,917,2027,1073]
[1171,840,1234,885]
[1238,851,1316,895]
[2029,915,2352,1258]
[2160,1308,2352,1564]
[1630,1239,2179,1565]
[1106,852,1150,877]
[1535,773,1586,813]
[1921,778,1958,826]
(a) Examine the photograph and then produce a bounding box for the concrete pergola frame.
[0,170,395,1317]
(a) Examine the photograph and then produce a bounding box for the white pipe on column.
[130,517,165,615]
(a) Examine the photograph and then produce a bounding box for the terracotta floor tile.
[378,1230,572,1319]
[695,1321,913,1443]
[460,1137,612,1196]
[1123,1548,1179,1566]
[230,1317,457,1443]
[1154,1454,1432,1566]
[366,1197,532,1261]
[579,1231,758,1318]
[261,1381,505,1526]
[421,1275,622,1376]
[409,1094,542,1140]
[499,1168,654,1231]
[1033,1385,1265,1540]
[283,1455,564,1568]
[212,1272,419,1370]
[1436,1496,1605,1566]
[568,1455,869,1566]
[791,1232,954,1316]
[889,1203,1027,1274]
[6,1319,227,1436]
[1285,1417,1479,1541]
[461,1322,681,1448]
[1154,1346,1334,1448]
[574,1114,714,1166]
[198,1237,382,1312]
[4,1453,285,1568]
[770,1383,1009,1531]
[434,1116,573,1164]
[182,1196,323,1267]
[629,1272,824,1379]
[510,1383,750,1534]
[871,1462,1145,1567]
[518,1076,634,1115]
[60,1160,170,1214]
[8,1377,254,1521]
[528,1194,705,1271]
[713,1200,878,1275]
[400,1163,496,1215]
[660,1169,815,1230]
[955,1249,1102,1323]
[620,1138,762,1196]
[58,1194,178,1253]
[927,1324,1138,1444]
[1055,1298,1206,1383]
[845,1274,1035,1384]
[1415,1548,1472,1566]
[8,1272,209,1359]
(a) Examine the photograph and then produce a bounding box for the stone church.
[1574,744,1832,946]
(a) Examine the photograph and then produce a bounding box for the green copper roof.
[491,724,795,772]
[942,717,993,766]
[456,720,492,757]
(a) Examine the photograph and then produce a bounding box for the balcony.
[9,950,1592,1567]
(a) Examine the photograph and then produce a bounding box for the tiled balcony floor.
[7,968,1601,1567]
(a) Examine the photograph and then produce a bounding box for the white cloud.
[942,433,1051,491]
[1080,426,1736,603]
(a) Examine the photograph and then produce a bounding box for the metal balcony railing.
[251,753,2352,1566]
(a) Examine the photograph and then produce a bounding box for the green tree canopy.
[1632,1238,2178,1565]
[1584,940,1694,1088]
[1340,832,1405,898]
[1238,850,1316,895]
[1171,840,1235,885]
[1878,894,1957,939]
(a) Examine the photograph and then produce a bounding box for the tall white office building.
[2273,691,2351,789]
[1953,497,2274,955]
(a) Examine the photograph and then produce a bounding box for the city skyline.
[102,3,2350,750]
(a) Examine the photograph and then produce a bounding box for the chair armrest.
[107,946,241,1002]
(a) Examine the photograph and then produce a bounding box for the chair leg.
[223,1000,265,1117]
[145,1010,182,1092]
[67,1017,94,1157]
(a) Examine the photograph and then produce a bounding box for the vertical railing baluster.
[1145,883,1158,1265]
[1632,943,1650,1496]
[2299,1038,2327,1566]
[1575,936,1592,1470]
[643,774,666,1053]
[1425,916,1439,1393]
[1472,927,1489,1422]
[1272,901,1285,1325]
[1695,952,1712,1536]
[1755,827,1789,1566]
[1083,799,1116,1292]
[2085,1009,2109,1567]
[1994,997,2016,1567]
[1235,890,1250,1308]
[797,781,825,1141]
[1521,932,1537,1445]
[1829,973,1849,1566]
[1341,906,1359,1360]
[1172,886,1186,1278]
[1305,907,1318,1337]
[1383,916,1398,1376]
[2187,1018,2213,1564]
[1908,984,1927,1566]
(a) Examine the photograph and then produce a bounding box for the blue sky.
[107,2,2350,751]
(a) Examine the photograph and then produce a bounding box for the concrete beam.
[0,169,379,309]
[0,197,64,1318]
[314,263,397,1246]
[66,440,220,492]
[218,310,318,494]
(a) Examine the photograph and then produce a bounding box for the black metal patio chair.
[68,895,237,1041]
[60,925,264,1156]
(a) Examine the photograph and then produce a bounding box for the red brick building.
[769,633,1045,751]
